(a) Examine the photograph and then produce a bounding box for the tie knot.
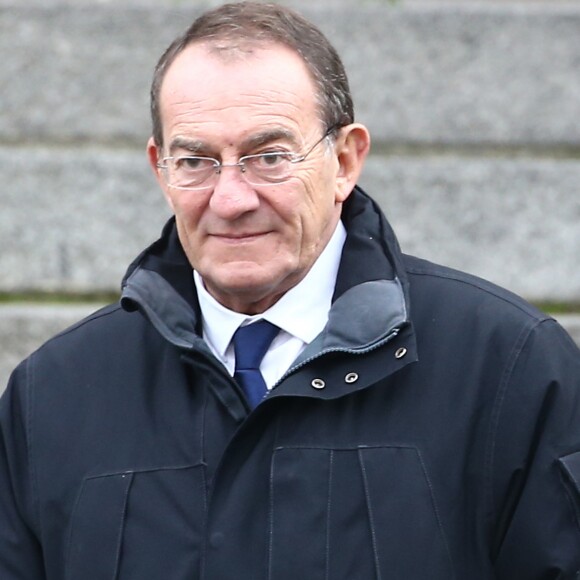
[233,320,279,371]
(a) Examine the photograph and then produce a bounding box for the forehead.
[158,42,322,144]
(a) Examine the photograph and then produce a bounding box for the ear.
[147,136,175,212]
[334,123,371,203]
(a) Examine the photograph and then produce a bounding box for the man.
[1,2,579,578]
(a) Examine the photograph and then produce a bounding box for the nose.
[208,163,260,219]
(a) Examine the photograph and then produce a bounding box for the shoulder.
[401,254,580,421]
[400,254,577,356]
[403,253,549,323]
[35,302,137,356]
[8,302,157,390]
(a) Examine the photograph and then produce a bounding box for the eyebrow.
[167,137,206,155]
[167,128,300,157]
[240,128,298,151]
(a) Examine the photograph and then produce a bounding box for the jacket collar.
[120,186,412,358]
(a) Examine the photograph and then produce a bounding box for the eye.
[175,156,214,171]
[250,151,292,169]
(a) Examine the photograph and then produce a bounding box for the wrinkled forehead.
[159,42,323,134]
[161,39,322,116]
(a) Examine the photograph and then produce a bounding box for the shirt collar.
[194,221,347,358]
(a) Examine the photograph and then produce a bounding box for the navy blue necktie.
[233,320,279,409]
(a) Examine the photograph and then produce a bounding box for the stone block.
[2,146,578,303]
[1,2,580,146]
[0,147,171,292]
[0,4,177,145]
[322,2,580,146]
[360,154,580,303]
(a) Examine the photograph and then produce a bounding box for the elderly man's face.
[148,42,367,314]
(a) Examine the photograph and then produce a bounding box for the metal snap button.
[345,372,359,384]
[395,347,407,359]
[311,378,326,389]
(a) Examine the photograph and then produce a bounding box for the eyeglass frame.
[156,125,340,191]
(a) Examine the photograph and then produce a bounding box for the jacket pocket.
[66,471,133,580]
[66,464,206,580]
[268,445,454,580]
[559,451,580,527]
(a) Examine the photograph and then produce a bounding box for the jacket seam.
[81,464,205,480]
[557,460,580,573]
[358,449,383,580]
[64,471,134,580]
[325,450,334,580]
[405,265,550,322]
[268,450,275,580]
[66,475,90,579]
[199,387,209,580]
[274,443,417,451]
[558,467,580,536]
[112,471,134,580]
[412,448,457,579]
[200,385,208,515]
[35,305,123,350]
[484,318,543,556]
[25,353,43,545]
[267,417,283,580]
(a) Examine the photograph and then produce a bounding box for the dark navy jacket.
[2,187,580,579]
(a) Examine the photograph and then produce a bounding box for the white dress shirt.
[194,221,347,389]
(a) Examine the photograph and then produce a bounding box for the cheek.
[299,174,340,226]
[170,194,209,257]
[295,175,343,255]
[171,191,206,225]
[173,209,205,271]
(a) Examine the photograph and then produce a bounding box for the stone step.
[1,147,578,302]
[1,304,579,394]
[1,2,580,146]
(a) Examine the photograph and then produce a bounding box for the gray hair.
[150,1,354,147]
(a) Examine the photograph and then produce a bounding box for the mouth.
[211,231,271,243]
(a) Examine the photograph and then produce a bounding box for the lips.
[211,231,271,243]
[212,229,271,238]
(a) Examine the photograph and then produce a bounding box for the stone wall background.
[1,0,579,389]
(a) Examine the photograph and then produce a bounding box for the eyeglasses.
[157,128,335,191]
